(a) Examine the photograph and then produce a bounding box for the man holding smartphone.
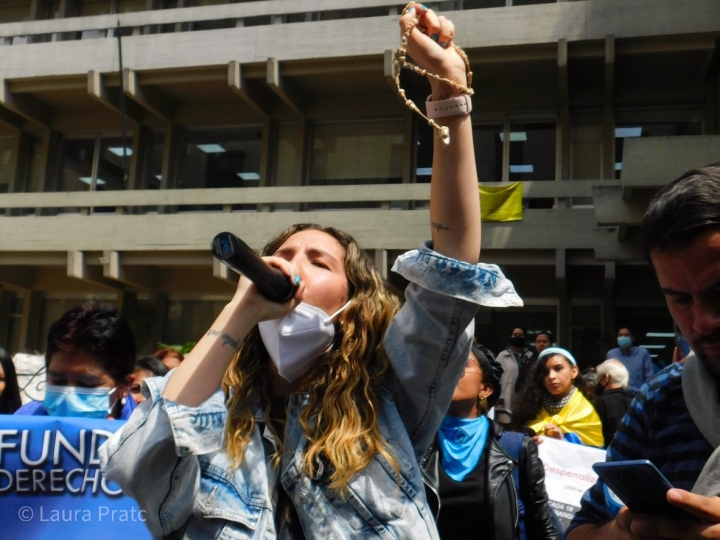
[566,163,720,540]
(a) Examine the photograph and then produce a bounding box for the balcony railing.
[0,181,601,214]
[0,0,563,43]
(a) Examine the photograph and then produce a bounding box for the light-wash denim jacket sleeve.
[99,242,522,540]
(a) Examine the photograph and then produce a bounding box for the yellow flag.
[479,182,523,222]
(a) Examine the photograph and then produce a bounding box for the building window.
[146,131,164,190]
[614,121,702,179]
[310,120,404,186]
[0,131,17,194]
[474,124,504,182]
[507,121,556,182]
[60,139,95,192]
[177,127,262,190]
[176,127,262,211]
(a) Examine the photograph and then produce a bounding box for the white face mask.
[258,301,351,382]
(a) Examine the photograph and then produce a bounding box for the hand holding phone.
[593,460,697,520]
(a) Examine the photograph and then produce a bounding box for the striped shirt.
[565,362,715,537]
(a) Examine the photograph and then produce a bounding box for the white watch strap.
[425,94,472,119]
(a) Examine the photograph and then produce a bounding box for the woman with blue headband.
[512,347,603,447]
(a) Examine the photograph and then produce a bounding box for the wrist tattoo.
[432,222,450,232]
[206,328,239,349]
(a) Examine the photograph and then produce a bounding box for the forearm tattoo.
[432,222,450,232]
[206,328,239,349]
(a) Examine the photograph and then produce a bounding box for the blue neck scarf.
[438,415,490,482]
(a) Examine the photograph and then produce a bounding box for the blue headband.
[538,346,577,366]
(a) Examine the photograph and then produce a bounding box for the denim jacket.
[100,244,522,540]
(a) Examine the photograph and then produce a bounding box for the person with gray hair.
[593,359,635,447]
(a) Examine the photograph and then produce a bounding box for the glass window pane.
[474,124,504,182]
[176,127,262,211]
[614,121,702,180]
[61,139,95,192]
[79,1,113,16]
[0,131,18,194]
[147,131,164,190]
[310,121,403,186]
[508,121,556,181]
[97,137,129,191]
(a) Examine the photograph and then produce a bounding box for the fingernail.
[431,33,439,42]
[439,41,447,48]
[293,275,301,286]
[421,4,429,9]
[407,6,415,13]
[667,489,682,503]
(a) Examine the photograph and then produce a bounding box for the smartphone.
[592,460,695,519]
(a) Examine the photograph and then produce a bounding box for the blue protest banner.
[0,414,151,540]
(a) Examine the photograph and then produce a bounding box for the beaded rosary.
[393,2,474,145]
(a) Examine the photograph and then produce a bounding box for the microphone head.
[212,232,238,260]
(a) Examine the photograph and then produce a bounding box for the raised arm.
[401,5,480,264]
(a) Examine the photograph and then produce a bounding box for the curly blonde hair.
[222,224,400,491]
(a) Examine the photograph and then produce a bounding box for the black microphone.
[211,232,297,303]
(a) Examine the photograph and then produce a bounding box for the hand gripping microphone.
[211,232,297,303]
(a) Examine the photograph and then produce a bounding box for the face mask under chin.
[258,300,351,383]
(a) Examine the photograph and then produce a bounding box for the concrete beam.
[266,58,306,117]
[228,61,270,117]
[212,257,237,285]
[0,80,53,128]
[0,267,35,289]
[0,107,23,130]
[101,250,159,291]
[87,70,144,124]
[384,49,404,105]
[123,68,175,122]
[67,251,123,290]
[592,185,647,226]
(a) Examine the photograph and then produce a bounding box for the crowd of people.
[0,4,718,539]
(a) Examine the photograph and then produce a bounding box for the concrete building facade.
[0,0,718,367]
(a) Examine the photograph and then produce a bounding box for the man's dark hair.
[511,325,527,336]
[617,326,634,337]
[134,356,170,378]
[45,302,136,384]
[641,163,720,260]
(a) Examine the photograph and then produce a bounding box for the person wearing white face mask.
[15,303,137,420]
[101,6,524,540]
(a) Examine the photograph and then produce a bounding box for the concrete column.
[160,124,182,214]
[603,262,616,354]
[38,129,61,216]
[7,131,31,216]
[129,125,149,191]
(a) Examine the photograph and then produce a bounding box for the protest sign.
[537,437,606,531]
[0,415,151,540]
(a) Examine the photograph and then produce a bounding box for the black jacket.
[594,387,636,446]
[421,420,560,540]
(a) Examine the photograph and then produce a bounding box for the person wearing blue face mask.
[604,326,654,391]
[15,302,136,420]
